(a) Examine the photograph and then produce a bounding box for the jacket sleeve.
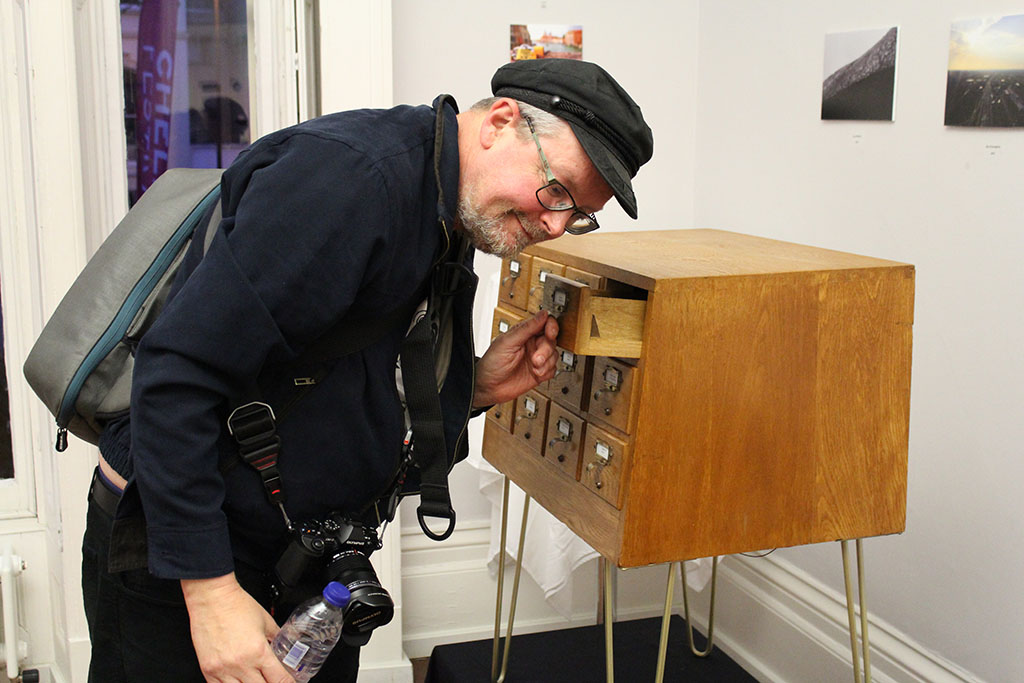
[131,132,397,578]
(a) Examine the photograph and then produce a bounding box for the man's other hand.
[181,573,295,683]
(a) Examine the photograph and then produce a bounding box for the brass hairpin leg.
[490,477,510,682]
[654,563,677,683]
[681,556,719,657]
[490,476,530,683]
[603,558,615,682]
[841,539,872,683]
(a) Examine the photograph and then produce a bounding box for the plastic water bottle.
[271,581,351,682]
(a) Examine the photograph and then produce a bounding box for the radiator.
[0,544,28,679]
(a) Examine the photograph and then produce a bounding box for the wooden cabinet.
[498,254,532,310]
[486,307,528,433]
[490,305,527,343]
[482,229,914,568]
[580,422,631,510]
[545,349,591,413]
[543,405,586,481]
[526,257,566,313]
[511,389,549,455]
[587,357,639,435]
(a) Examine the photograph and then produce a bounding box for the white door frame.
[1,1,393,680]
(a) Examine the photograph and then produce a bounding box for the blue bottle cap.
[323,581,351,608]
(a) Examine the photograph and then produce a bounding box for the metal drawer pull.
[529,269,552,297]
[551,287,568,316]
[587,441,613,488]
[555,350,577,380]
[501,259,522,286]
[515,397,538,423]
[593,365,622,400]
[548,418,573,449]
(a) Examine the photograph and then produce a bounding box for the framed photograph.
[944,14,1024,127]
[821,27,899,121]
[510,24,583,61]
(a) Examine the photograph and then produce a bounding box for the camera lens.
[276,515,394,647]
[327,550,395,646]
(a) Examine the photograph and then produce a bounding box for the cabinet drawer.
[498,255,532,312]
[546,348,592,412]
[581,422,630,509]
[564,266,605,290]
[542,274,646,358]
[588,357,639,435]
[527,257,566,313]
[486,400,515,432]
[491,305,527,341]
[543,405,585,481]
[512,389,549,455]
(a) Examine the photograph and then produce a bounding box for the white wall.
[693,2,1023,682]
[392,0,701,524]
[391,0,706,658]
[392,0,699,239]
[395,1,1020,681]
[6,1,1014,679]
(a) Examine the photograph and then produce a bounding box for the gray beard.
[457,190,542,259]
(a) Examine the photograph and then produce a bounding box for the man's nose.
[539,210,567,238]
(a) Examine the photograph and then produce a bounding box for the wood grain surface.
[482,230,914,567]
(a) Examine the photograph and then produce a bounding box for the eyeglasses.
[523,115,600,235]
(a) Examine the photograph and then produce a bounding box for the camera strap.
[399,95,476,542]
[227,401,289,525]
[402,303,456,540]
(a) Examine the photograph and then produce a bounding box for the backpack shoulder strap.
[401,309,456,540]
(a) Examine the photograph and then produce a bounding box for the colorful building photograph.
[510,24,583,61]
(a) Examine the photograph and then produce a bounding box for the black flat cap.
[492,59,654,219]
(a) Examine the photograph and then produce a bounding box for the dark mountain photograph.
[821,27,898,121]
[944,14,1024,127]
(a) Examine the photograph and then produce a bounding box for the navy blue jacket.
[103,97,476,579]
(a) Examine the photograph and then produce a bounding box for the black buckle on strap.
[433,260,477,298]
[227,402,285,504]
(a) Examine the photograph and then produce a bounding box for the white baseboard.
[356,658,413,683]
[21,634,86,683]
[67,635,90,683]
[401,525,981,682]
[402,521,704,658]
[712,555,984,683]
[401,520,606,659]
[15,664,57,683]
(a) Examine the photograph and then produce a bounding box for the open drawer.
[541,274,647,358]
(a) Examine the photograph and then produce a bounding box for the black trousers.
[81,476,360,682]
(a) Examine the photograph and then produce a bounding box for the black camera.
[275,513,394,646]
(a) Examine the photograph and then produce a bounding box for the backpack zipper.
[53,187,221,451]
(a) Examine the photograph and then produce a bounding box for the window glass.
[1,280,13,478]
[120,0,250,205]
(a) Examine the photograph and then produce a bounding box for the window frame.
[0,0,321,519]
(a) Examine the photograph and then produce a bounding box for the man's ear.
[479,98,519,149]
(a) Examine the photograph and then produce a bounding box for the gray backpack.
[23,168,222,451]
[24,100,466,539]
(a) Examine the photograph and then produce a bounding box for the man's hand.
[474,310,558,408]
[181,573,295,683]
